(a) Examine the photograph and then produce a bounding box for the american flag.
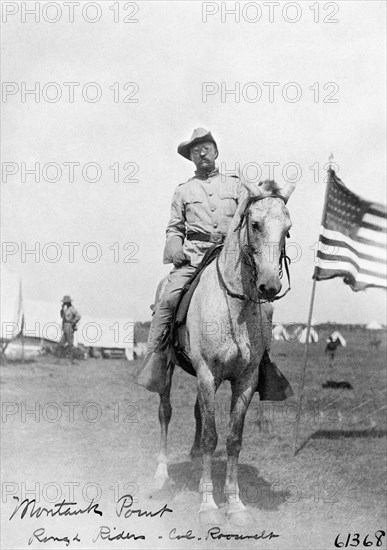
[314,169,387,291]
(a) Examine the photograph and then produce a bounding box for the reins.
[217,194,291,303]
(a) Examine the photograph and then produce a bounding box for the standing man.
[135,128,244,393]
[58,295,81,356]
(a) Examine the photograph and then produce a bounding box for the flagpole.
[292,279,317,455]
[19,277,24,363]
[292,154,334,455]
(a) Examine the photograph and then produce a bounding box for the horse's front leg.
[153,363,174,490]
[225,377,257,526]
[197,364,223,525]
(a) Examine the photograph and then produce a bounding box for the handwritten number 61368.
[335,531,386,548]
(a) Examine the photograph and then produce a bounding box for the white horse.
[153,178,296,525]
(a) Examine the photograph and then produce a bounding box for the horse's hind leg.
[197,365,223,525]
[225,378,256,526]
[153,363,174,490]
[189,397,202,464]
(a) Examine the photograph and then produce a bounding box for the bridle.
[216,194,292,303]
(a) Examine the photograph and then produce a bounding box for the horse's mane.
[241,177,296,204]
[226,179,287,237]
[256,179,284,197]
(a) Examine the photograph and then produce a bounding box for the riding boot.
[133,265,196,394]
[133,300,172,393]
[257,349,294,401]
[135,350,169,394]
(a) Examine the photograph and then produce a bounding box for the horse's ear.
[238,171,263,198]
[279,180,297,203]
[239,171,296,201]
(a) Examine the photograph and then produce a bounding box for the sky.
[1,0,386,324]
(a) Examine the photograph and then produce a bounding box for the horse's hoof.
[199,508,224,526]
[152,476,170,491]
[227,510,254,526]
[145,476,174,498]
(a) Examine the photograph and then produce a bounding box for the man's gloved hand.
[163,236,190,267]
[172,250,190,268]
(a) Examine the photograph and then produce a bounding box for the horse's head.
[239,178,296,301]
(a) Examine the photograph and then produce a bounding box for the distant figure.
[325,336,340,367]
[323,332,351,388]
[57,295,81,357]
[369,336,381,349]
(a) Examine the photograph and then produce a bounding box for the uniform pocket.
[184,197,203,224]
[220,192,238,217]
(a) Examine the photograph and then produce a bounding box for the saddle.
[163,245,293,402]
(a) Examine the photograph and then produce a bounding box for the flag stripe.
[369,205,387,218]
[314,266,385,291]
[319,234,386,265]
[317,251,386,279]
[354,232,386,248]
[320,227,386,260]
[315,261,386,287]
[363,213,387,229]
[361,221,387,233]
[357,227,386,244]
[318,251,386,278]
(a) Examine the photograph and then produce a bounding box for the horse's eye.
[251,222,260,231]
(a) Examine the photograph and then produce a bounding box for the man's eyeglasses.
[191,144,215,155]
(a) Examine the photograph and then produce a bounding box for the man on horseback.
[136,128,267,393]
[134,137,295,521]
[135,128,245,393]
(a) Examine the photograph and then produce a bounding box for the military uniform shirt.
[165,168,241,267]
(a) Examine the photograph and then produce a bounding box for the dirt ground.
[1,329,386,550]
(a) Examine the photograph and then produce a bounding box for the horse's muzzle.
[258,280,282,301]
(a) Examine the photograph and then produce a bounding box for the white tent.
[23,299,62,342]
[4,299,61,359]
[77,315,134,359]
[2,286,135,358]
[296,326,319,344]
[327,331,347,347]
[0,268,23,346]
[366,320,383,330]
[272,324,289,341]
[22,304,135,354]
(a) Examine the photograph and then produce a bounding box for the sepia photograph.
[1,1,386,548]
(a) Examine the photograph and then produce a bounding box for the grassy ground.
[1,329,386,550]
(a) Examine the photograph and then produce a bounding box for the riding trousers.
[146,264,196,353]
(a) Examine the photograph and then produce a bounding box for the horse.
[152,177,296,525]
